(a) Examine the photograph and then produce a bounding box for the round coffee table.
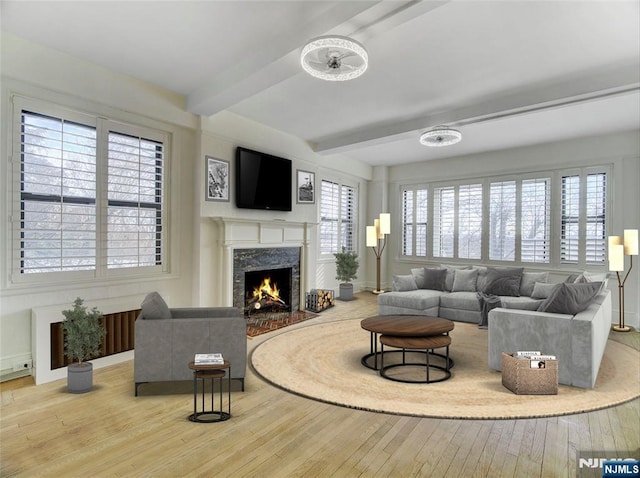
[360,315,454,372]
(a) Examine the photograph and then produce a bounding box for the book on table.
[194,353,224,365]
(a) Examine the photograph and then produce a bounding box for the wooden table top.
[361,315,454,336]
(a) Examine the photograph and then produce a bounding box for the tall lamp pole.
[367,213,390,294]
[608,229,638,332]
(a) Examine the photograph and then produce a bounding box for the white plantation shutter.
[401,188,428,256]
[561,175,580,263]
[562,171,607,265]
[320,180,357,254]
[107,131,164,268]
[489,181,516,261]
[320,180,339,254]
[433,186,455,258]
[521,178,550,263]
[585,173,607,264]
[19,111,97,273]
[458,184,482,259]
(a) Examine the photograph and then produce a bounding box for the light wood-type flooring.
[1,293,638,477]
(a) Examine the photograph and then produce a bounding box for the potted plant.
[334,248,359,300]
[61,298,106,393]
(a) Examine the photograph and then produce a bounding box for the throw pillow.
[581,271,609,288]
[141,291,171,320]
[537,282,603,315]
[482,267,524,297]
[474,266,489,291]
[422,268,447,291]
[410,268,425,289]
[451,268,479,292]
[392,274,418,292]
[520,271,549,297]
[531,282,557,299]
[440,264,472,291]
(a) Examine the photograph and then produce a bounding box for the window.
[401,167,605,267]
[320,180,358,254]
[561,171,607,265]
[401,188,427,256]
[14,100,167,280]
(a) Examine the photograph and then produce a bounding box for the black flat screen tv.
[235,147,292,211]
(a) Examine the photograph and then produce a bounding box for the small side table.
[187,360,231,423]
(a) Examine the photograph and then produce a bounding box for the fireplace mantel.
[212,217,314,307]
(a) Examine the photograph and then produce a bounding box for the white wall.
[0,34,197,379]
[195,112,373,305]
[383,131,640,328]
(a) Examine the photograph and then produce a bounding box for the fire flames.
[253,277,281,303]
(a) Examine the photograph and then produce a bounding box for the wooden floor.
[1,293,638,478]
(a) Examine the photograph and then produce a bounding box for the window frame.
[319,178,358,255]
[399,166,610,269]
[9,96,170,285]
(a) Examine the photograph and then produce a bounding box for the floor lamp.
[366,213,390,295]
[608,229,638,332]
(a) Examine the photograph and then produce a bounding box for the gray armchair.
[134,292,246,396]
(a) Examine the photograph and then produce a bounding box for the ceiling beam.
[186,0,449,117]
[313,64,640,154]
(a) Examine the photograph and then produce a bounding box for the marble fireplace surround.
[213,218,311,310]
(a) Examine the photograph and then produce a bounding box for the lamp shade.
[379,213,391,235]
[608,236,622,261]
[623,229,638,255]
[609,244,625,272]
[366,226,377,247]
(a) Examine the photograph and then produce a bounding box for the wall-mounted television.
[235,146,292,211]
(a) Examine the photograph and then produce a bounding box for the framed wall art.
[205,156,230,202]
[296,170,315,204]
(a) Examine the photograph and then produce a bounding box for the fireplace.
[244,267,292,316]
[233,247,301,315]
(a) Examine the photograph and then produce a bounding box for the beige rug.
[251,318,640,419]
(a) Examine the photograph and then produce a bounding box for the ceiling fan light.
[300,35,368,81]
[419,126,462,147]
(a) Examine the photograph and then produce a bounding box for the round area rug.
[251,318,640,419]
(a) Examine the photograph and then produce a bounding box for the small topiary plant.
[334,248,359,284]
[62,298,106,365]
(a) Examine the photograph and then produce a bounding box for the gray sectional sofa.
[134,292,247,395]
[378,265,611,388]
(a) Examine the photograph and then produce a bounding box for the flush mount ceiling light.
[419,126,462,147]
[300,35,368,81]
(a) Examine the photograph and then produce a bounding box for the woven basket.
[501,352,558,395]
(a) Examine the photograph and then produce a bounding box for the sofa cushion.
[441,264,472,291]
[501,297,544,310]
[520,271,549,297]
[422,268,447,291]
[439,292,481,311]
[482,267,524,297]
[537,282,603,315]
[392,274,418,292]
[531,282,557,299]
[141,292,172,320]
[377,290,443,311]
[452,269,479,292]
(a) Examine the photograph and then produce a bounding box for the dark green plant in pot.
[334,248,359,300]
[62,298,106,365]
[62,298,106,393]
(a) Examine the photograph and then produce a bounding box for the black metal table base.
[380,348,453,384]
[189,411,231,423]
[361,332,454,371]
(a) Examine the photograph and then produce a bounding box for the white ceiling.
[2,0,639,166]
